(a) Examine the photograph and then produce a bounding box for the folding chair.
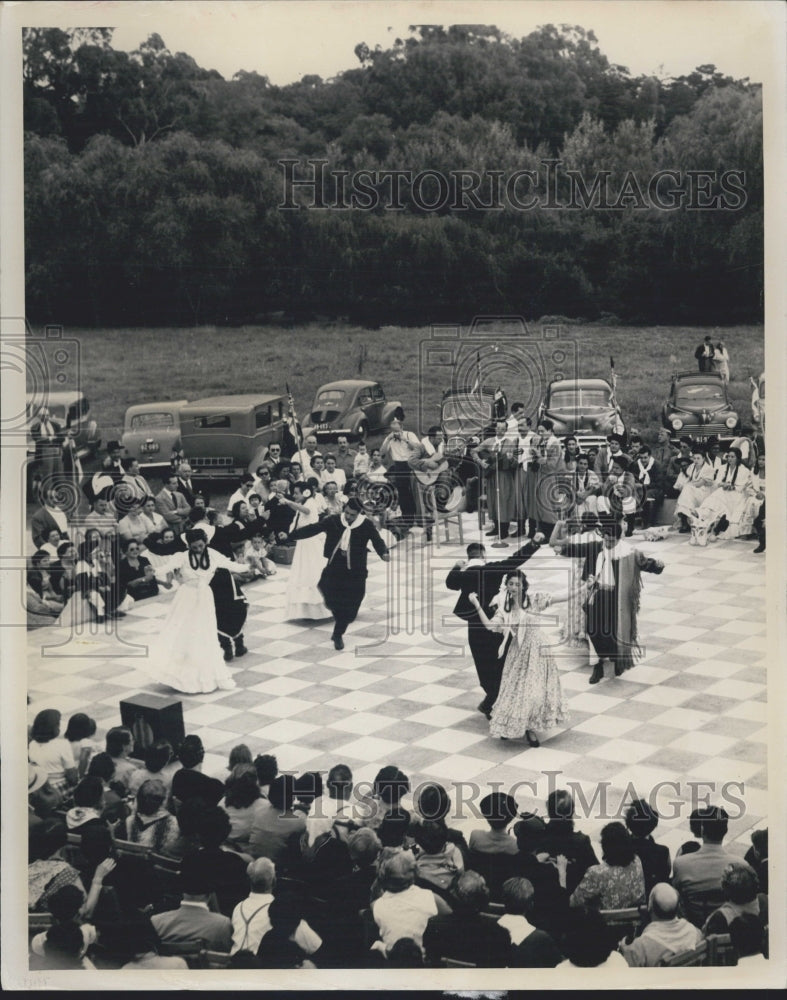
[200,949,232,969]
[600,905,648,944]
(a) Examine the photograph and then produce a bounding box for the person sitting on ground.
[85,753,130,824]
[256,895,321,969]
[104,727,141,793]
[254,754,278,798]
[29,883,97,961]
[115,778,180,855]
[537,789,599,897]
[412,820,464,897]
[371,850,442,957]
[625,798,671,896]
[192,805,251,917]
[151,854,233,953]
[558,905,628,969]
[570,821,646,910]
[249,774,306,868]
[423,870,512,968]
[305,763,354,846]
[744,829,768,894]
[170,735,224,807]
[28,709,79,795]
[243,531,276,578]
[502,876,563,968]
[702,861,768,937]
[619,882,702,967]
[219,764,266,851]
[671,806,735,926]
[66,776,109,833]
[119,913,189,969]
[127,740,177,797]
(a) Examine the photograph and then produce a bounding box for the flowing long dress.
[285,495,330,620]
[140,549,249,693]
[695,464,753,535]
[559,531,595,648]
[533,435,569,528]
[488,593,568,739]
[674,460,718,518]
[738,473,765,537]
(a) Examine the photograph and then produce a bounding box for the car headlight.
[725,415,737,428]
[671,418,684,430]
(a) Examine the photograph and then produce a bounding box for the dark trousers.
[468,619,507,706]
[388,462,417,522]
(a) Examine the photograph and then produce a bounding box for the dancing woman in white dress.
[140,529,250,694]
[285,481,331,620]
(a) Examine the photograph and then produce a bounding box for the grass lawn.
[39,322,763,446]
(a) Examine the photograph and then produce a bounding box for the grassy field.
[49,323,763,449]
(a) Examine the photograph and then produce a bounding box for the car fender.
[380,402,403,428]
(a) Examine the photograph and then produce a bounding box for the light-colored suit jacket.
[152,903,232,952]
[154,488,190,533]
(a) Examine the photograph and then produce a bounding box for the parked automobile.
[536,378,625,451]
[301,380,404,442]
[120,400,189,467]
[440,387,497,458]
[26,390,101,460]
[179,394,288,479]
[662,371,740,441]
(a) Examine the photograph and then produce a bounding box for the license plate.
[141,442,160,453]
[318,423,331,431]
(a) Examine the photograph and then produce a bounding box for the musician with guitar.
[409,426,452,542]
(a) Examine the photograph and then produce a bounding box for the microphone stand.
[491,452,509,548]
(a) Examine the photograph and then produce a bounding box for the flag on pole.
[470,350,482,396]
[285,381,303,449]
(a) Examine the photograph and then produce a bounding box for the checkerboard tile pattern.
[27,519,769,855]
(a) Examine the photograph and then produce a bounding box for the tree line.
[24,26,763,327]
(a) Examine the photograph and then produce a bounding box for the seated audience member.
[28,709,78,795]
[231,858,322,959]
[85,753,129,824]
[104,727,141,792]
[412,820,464,896]
[115,778,180,855]
[63,713,98,779]
[66,776,109,833]
[151,855,233,953]
[512,814,568,936]
[305,763,354,846]
[502,877,563,968]
[256,896,320,969]
[27,551,65,623]
[671,806,734,925]
[193,805,251,917]
[620,883,702,967]
[249,774,306,867]
[226,744,253,771]
[29,883,96,960]
[143,526,186,566]
[675,808,705,858]
[220,764,266,849]
[293,771,324,815]
[40,528,66,561]
[558,905,628,969]
[729,914,769,965]
[170,735,224,807]
[469,793,519,855]
[82,494,119,537]
[254,754,278,798]
[226,474,256,514]
[345,828,383,913]
[31,487,70,550]
[703,861,768,936]
[378,809,412,851]
[40,922,96,970]
[117,498,157,546]
[29,824,85,914]
[373,765,411,820]
[625,799,671,896]
[78,825,158,921]
[371,851,440,956]
[167,797,204,861]
[28,763,65,845]
[744,829,768,894]
[423,871,512,968]
[570,822,646,911]
[117,539,159,602]
[412,783,468,861]
[387,936,425,968]
[127,741,177,797]
[244,531,276,578]
[120,914,189,969]
[538,790,599,896]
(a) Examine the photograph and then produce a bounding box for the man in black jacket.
[289,498,390,649]
[445,535,544,718]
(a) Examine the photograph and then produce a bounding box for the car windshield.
[549,388,610,409]
[676,384,725,405]
[442,398,493,424]
[131,412,175,430]
[316,390,345,407]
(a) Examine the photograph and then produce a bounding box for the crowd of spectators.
[27,721,768,971]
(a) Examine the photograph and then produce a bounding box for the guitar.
[412,458,450,486]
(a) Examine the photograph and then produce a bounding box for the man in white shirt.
[620,883,702,967]
[294,435,322,479]
[226,475,256,514]
[306,764,354,846]
[380,419,421,526]
[230,858,322,956]
[319,454,347,492]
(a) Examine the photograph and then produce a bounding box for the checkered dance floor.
[27,517,768,857]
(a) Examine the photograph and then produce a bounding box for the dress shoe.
[614,662,625,676]
[753,541,765,553]
[485,527,499,537]
[332,634,345,650]
[234,640,248,657]
[223,647,234,662]
[526,730,540,748]
[589,662,604,685]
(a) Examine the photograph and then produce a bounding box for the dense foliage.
[24,26,762,326]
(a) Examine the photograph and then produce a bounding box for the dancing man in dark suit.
[446,534,544,718]
[289,497,390,649]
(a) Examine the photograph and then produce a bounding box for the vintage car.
[179,393,288,479]
[536,378,626,451]
[120,400,189,467]
[26,390,101,460]
[440,387,498,457]
[662,371,740,440]
[301,380,404,442]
